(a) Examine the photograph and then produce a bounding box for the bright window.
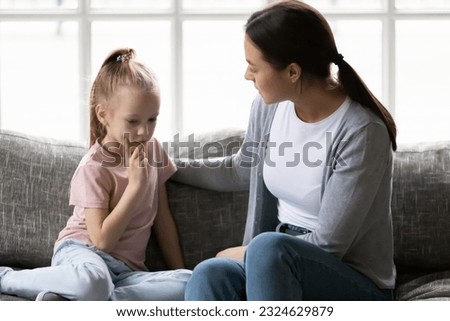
[0,21,79,140]
[0,0,449,145]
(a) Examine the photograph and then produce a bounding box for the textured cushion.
[395,271,450,300]
[0,130,85,268]
[168,128,244,159]
[146,181,248,271]
[147,128,248,270]
[391,141,450,271]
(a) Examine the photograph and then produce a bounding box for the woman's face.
[244,34,293,104]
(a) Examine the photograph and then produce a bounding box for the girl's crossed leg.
[1,239,191,301]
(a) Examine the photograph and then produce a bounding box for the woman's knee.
[186,258,245,300]
[247,232,290,257]
[245,232,304,270]
[189,258,240,283]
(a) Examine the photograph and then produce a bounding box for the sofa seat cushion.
[396,271,450,300]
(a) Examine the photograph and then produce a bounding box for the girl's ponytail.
[89,80,105,147]
[101,48,136,68]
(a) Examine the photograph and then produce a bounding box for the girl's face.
[100,86,160,148]
[244,34,293,104]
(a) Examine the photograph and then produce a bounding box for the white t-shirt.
[263,98,350,231]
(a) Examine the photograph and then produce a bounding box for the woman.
[174,0,396,300]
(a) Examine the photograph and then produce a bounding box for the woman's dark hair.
[245,0,397,151]
[89,48,158,147]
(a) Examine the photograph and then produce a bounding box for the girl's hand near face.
[127,145,149,190]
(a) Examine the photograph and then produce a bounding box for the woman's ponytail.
[337,59,397,151]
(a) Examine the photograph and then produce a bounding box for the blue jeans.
[0,239,191,300]
[185,232,392,300]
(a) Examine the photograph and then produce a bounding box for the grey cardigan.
[173,95,396,289]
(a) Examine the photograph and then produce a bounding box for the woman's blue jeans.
[185,232,392,300]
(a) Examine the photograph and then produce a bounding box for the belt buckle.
[276,222,289,233]
[276,222,310,236]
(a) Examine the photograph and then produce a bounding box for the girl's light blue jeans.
[185,232,393,300]
[0,239,191,301]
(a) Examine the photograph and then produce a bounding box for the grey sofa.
[1,129,449,301]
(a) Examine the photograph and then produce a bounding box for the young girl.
[0,48,191,301]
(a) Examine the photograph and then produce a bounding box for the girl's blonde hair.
[89,48,158,147]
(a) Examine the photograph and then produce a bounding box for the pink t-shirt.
[57,137,176,271]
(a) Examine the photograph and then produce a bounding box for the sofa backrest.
[392,141,450,272]
[149,129,248,270]
[2,129,450,274]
